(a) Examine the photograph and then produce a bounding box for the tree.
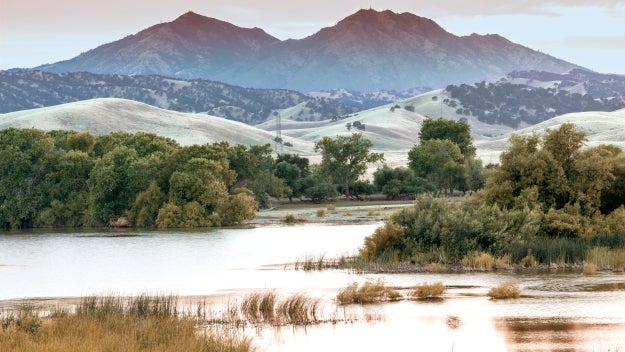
[274,161,301,202]
[419,118,475,157]
[314,133,384,198]
[373,165,434,199]
[299,174,339,202]
[408,139,465,194]
[482,124,616,218]
[128,181,166,227]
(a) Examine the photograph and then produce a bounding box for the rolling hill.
[2,98,625,170]
[0,98,313,154]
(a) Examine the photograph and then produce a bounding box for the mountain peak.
[331,8,451,40]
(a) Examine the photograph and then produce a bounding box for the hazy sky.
[1,0,624,74]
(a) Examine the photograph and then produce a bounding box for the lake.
[1,223,624,351]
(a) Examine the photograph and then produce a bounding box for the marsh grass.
[294,254,326,271]
[412,282,447,299]
[586,247,625,271]
[238,291,321,326]
[0,295,254,352]
[336,279,402,304]
[488,281,521,299]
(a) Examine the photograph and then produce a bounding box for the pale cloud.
[558,35,625,48]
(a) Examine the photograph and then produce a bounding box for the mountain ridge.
[33,9,582,92]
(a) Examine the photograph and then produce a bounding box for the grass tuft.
[411,282,447,299]
[426,262,447,273]
[282,214,307,224]
[488,281,521,299]
[316,208,327,217]
[336,279,401,305]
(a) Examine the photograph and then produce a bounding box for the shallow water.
[1,223,624,351]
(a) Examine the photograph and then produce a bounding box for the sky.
[1,0,625,74]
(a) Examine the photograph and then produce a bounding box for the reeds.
[235,291,321,326]
[336,279,402,304]
[488,281,521,299]
[293,254,326,271]
[586,247,625,271]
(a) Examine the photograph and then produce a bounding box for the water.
[1,223,624,351]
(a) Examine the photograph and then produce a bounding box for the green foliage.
[0,128,277,229]
[419,118,475,157]
[218,188,257,226]
[314,133,384,198]
[373,165,434,199]
[360,221,404,261]
[299,173,339,202]
[128,181,166,227]
[482,124,614,217]
[408,139,466,193]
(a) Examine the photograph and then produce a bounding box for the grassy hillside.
[0,98,315,154]
[2,98,624,168]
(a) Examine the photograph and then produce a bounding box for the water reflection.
[497,318,625,352]
[1,224,625,351]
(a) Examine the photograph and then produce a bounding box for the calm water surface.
[1,223,624,351]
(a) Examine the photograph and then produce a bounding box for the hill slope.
[34,9,580,92]
[475,109,625,163]
[0,98,314,153]
[0,71,359,123]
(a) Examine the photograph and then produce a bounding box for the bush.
[359,221,404,261]
[316,208,326,217]
[488,281,521,299]
[411,282,447,299]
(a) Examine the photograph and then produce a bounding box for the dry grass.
[583,262,598,275]
[520,251,538,268]
[0,296,254,352]
[488,281,521,300]
[326,204,336,211]
[336,279,402,305]
[316,208,327,217]
[411,282,447,299]
[426,263,447,273]
[586,247,625,272]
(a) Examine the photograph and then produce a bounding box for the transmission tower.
[274,112,283,154]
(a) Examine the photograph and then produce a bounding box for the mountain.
[0,71,359,124]
[34,9,581,92]
[37,12,278,79]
